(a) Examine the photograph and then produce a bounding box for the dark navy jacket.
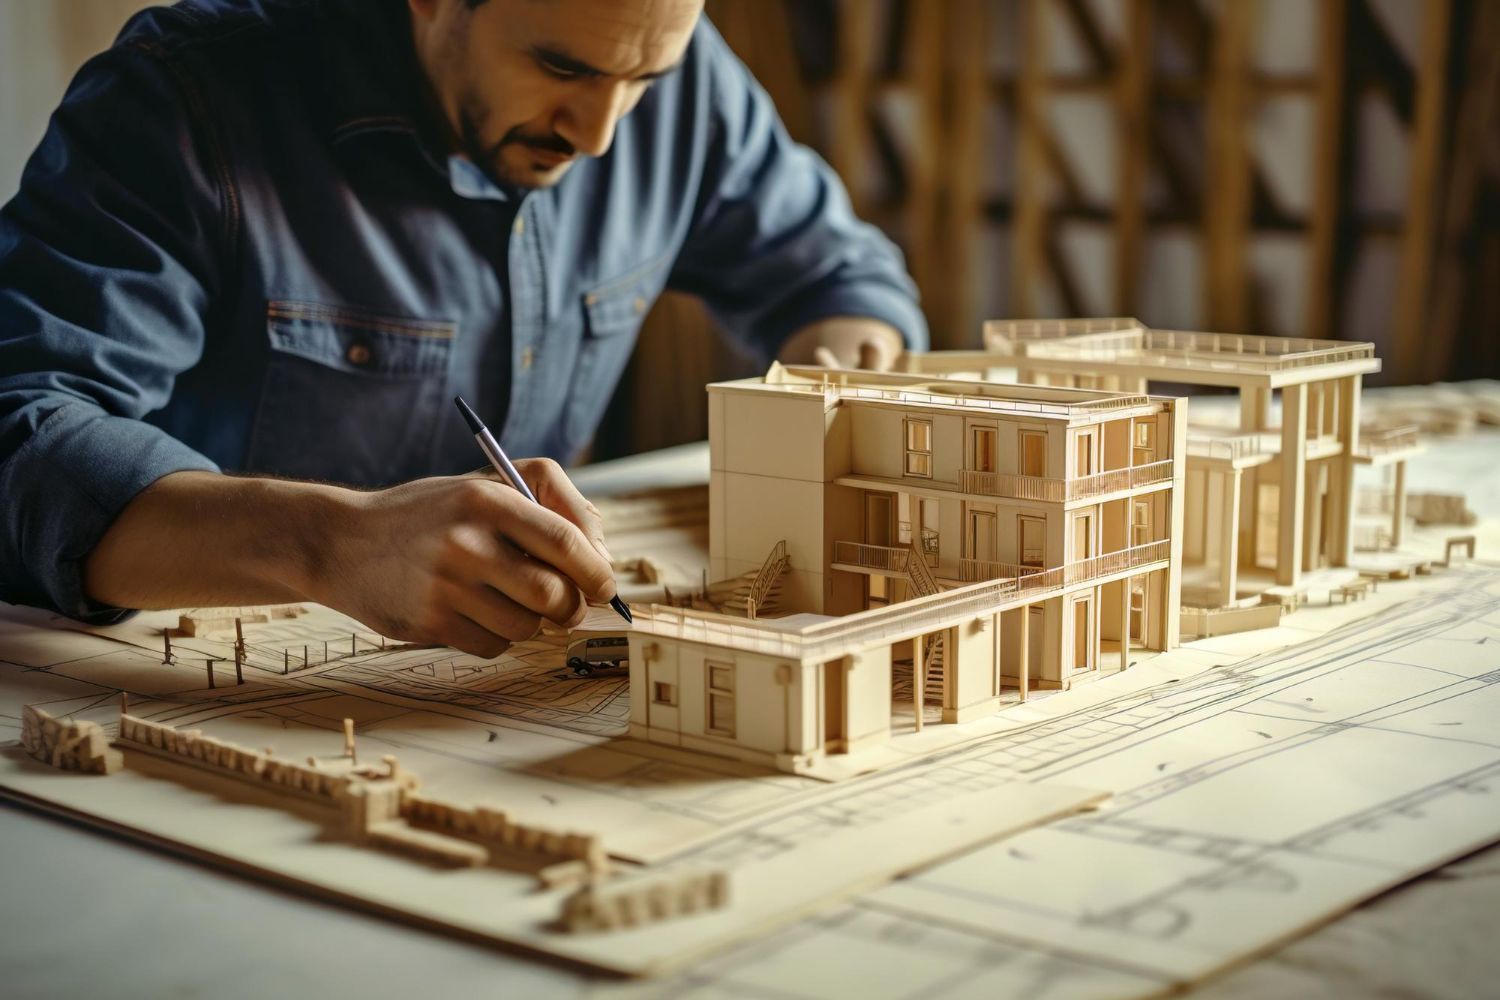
[0,0,926,621]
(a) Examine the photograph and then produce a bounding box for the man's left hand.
[777,317,904,371]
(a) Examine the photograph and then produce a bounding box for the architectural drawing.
[605,561,1500,998]
[627,363,1187,773]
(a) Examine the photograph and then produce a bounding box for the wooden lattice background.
[595,0,1500,459]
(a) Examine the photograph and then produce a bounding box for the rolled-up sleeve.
[668,21,929,360]
[0,45,225,622]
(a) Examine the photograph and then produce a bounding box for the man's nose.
[554,83,631,159]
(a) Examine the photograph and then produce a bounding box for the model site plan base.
[1,318,1493,985]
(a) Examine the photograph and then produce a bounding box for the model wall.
[709,389,834,611]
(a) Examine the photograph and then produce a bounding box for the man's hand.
[83,462,618,659]
[777,316,905,371]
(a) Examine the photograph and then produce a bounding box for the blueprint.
[601,561,1500,996]
[2,484,1498,984]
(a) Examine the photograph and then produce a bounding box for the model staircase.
[713,541,789,619]
[906,543,945,703]
[922,634,945,702]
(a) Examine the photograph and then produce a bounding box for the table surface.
[5,417,1500,1000]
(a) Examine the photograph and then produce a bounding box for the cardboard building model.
[900,319,1404,624]
[627,363,1187,774]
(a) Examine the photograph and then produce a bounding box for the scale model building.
[967,320,1401,615]
[627,363,1187,773]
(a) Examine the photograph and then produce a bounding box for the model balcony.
[831,540,917,575]
[838,538,1171,595]
[957,458,1173,503]
[1354,424,1422,464]
[1185,429,1345,466]
[959,538,1169,593]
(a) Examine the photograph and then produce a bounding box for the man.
[0,0,926,656]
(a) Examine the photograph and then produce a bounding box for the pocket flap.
[581,256,671,336]
[266,300,456,377]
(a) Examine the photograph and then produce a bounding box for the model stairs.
[710,541,790,619]
[922,633,945,703]
[713,572,787,617]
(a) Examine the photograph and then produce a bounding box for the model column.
[1278,384,1309,587]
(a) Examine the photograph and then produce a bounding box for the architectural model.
[891,319,1452,635]
[20,705,121,774]
[0,372,1495,984]
[626,362,1187,773]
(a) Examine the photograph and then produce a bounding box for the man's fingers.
[858,337,893,372]
[444,579,543,646]
[433,609,513,660]
[468,485,616,604]
[813,346,842,369]
[487,536,587,628]
[516,458,612,563]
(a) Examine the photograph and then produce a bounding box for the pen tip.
[611,595,633,624]
[453,396,483,435]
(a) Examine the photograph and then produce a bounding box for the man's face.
[410,0,703,189]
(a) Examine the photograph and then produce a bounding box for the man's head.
[409,0,703,189]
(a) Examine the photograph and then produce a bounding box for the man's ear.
[408,0,441,23]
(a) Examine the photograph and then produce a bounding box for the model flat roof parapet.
[982,319,1378,378]
[710,364,1174,422]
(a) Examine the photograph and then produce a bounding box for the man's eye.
[541,59,584,80]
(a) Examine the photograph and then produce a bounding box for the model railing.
[1355,424,1420,458]
[633,574,1022,662]
[745,540,788,621]
[1185,434,1270,462]
[824,382,1154,418]
[983,318,1144,350]
[984,320,1376,374]
[959,459,1173,502]
[959,469,1065,502]
[906,542,941,597]
[638,537,1174,663]
[831,541,911,573]
[957,558,1016,583]
[964,539,1171,593]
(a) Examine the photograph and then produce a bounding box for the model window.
[1132,499,1152,546]
[905,418,933,478]
[1132,419,1156,464]
[1020,430,1046,477]
[653,682,676,706]
[706,662,736,737]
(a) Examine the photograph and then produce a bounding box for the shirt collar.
[319,0,517,203]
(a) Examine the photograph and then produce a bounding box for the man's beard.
[457,90,575,190]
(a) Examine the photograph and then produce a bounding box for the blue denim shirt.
[0,0,925,621]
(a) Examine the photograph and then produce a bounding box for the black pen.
[453,396,632,625]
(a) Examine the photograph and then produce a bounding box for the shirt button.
[519,346,535,370]
[346,342,373,367]
[633,296,647,314]
[513,216,525,236]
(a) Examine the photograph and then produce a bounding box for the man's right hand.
[83,464,619,659]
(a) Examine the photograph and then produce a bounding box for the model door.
[1027,606,1045,671]
[968,510,997,561]
[1073,597,1092,671]
[1130,577,1148,645]
[866,493,894,548]
[1073,512,1094,561]
[971,426,998,473]
[1075,431,1095,477]
[1019,515,1045,569]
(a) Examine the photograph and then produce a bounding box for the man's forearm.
[82,471,351,611]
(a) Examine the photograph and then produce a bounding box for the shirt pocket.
[245,300,457,486]
[562,256,672,454]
